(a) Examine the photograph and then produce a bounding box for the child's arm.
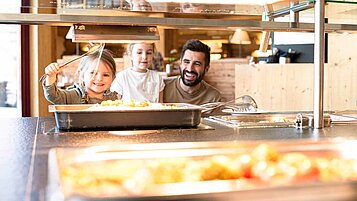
[44,63,60,86]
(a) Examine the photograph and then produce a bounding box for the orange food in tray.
[100,99,150,107]
[56,143,357,198]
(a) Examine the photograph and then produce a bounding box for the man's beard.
[180,69,205,87]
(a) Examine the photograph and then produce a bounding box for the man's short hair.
[181,39,211,67]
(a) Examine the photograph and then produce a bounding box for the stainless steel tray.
[205,113,332,128]
[49,103,202,130]
[47,140,357,201]
[206,114,297,128]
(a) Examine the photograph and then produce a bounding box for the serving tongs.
[201,95,258,114]
[39,43,105,84]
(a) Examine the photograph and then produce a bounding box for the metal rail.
[268,1,314,19]
[314,0,325,129]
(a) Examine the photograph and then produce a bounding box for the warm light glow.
[74,148,232,163]
[211,54,222,60]
[109,130,159,136]
[146,0,286,5]
[339,140,357,159]
[271,116,286,123]
[201,39,228,44]
[230,29,251,45]
[201,40,228,53]
[252,50,272,57]
[80,43,103,52]
[342,32,350,36]
[255,32,262,44]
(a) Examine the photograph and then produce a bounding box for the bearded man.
[163,39,221,105]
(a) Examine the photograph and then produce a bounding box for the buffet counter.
[1,116,357,201]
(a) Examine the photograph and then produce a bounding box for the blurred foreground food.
[59,144,357,197]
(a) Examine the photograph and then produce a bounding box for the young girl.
[110,43,165,103]
[42,49,119,104]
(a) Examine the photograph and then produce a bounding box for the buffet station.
[1,1,357,201]
[47,139,357,201]
[2,99,357,201]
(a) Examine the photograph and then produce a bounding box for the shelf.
[0,13,357,33]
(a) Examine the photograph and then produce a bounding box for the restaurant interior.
[0,1,357,201]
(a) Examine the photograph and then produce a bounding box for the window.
[0,1,21,117]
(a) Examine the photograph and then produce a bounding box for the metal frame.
[0,13,357,33]
[314,0,325,129]
[0,1,355,124]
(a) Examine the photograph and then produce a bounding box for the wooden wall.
[30,25,57,117]
[235,64,314,111]
[234,33,357,112]
[204,58,248,102]
[235,62,357,112]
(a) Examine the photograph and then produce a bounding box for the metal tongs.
[200,95,258,114]
[39,43,105,84]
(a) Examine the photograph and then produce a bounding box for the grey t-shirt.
[163,76,221,105]
[42,83,118,104]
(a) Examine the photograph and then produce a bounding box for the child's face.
[130,43,154,70]
[83,60,114,94]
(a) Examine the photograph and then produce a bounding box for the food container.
[47,140,357,201]
[49,103,202,130]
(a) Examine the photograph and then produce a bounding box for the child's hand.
[45,63,60,77]
[44,63,60,86]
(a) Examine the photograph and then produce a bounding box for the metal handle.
[201,95,258,114]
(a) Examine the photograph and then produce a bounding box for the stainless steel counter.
[1,116,357,201]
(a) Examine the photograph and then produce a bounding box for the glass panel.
[0,24,21,117]
[0,0,310,15]
[0,0,20,13]
[0,0,356,19]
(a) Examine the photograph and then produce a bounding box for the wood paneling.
[204,58,248,102]
[234,33,357,112]
[235,64,314,111]
[31,25,57,117]
[235,62,357,112]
